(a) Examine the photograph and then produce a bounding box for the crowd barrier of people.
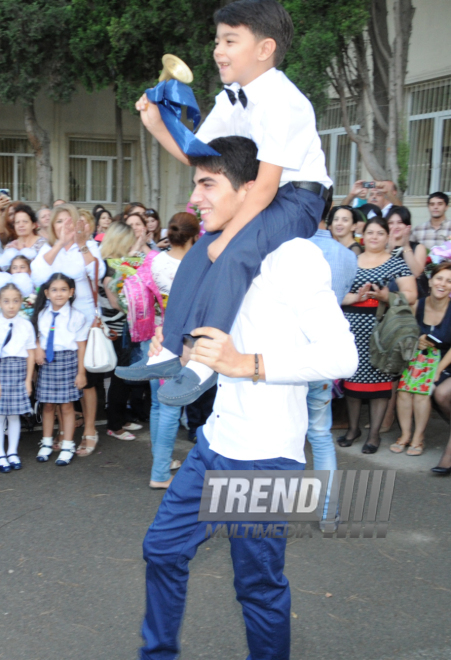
[0,185,451,477]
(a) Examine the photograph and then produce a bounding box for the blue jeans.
[150,380,181,482]
[141,427,305,660]
[306,380,336,519]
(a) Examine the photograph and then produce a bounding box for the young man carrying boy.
[117,0,332,405]
[139,136,357,659]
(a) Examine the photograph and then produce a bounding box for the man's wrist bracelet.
[252,353,259,384]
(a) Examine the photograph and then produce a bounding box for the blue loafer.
[157,367,218,407]
[6,454,22,470]
[115,354,182,381]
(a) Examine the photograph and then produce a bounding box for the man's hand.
[350,180,366,199]
[191,327,254,378]
[148,327,191,366]
[136,93,162,133]
[207,235,229,263]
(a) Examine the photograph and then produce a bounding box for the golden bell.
[158,54,194,84]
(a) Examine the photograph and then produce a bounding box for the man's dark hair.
[189,137,259,190]
[428,191,449,206]
[214,0,293,67]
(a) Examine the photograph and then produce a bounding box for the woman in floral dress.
[340,217,417,453]
[393,262,451,456]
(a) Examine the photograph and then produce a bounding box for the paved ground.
[1,407,451,660]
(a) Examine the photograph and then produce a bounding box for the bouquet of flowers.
[425,241,451,278]
[18,293,37,321]
[106,256,144,313]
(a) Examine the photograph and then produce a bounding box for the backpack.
[369,292,420,375]
[123,251,165,343]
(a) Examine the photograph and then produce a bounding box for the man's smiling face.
[190,167,252,232]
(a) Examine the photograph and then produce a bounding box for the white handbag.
[84,258,118,373]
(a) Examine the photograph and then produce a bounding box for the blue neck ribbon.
[146,80,220,157]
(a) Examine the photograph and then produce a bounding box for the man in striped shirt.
[411,192,451,250]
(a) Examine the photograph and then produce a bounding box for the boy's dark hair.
[214,0,293,67]
[189,137,259,190]
[428,191,449,206]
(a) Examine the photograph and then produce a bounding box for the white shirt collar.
[45,301,71,317]
[242,67,277,104]
[0,313,19,327]
[225,67,277,105]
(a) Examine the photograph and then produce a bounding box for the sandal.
[390,439,410,454]
[76,433,99,457]
[123,422,142,431]
[107,429,135,441]
[170,459,182,470]
[406,443,424,456]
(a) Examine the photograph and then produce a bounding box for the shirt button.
[217,415,220,418]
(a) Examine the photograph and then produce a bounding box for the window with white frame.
[69,139,133,203]
[0,136,37,201]
[407,78,451,196]
[318,103,360,196]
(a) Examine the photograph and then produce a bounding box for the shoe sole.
[157,373,218,407]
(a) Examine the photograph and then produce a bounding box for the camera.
[362,182,375,189]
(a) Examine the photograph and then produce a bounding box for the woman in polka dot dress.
[339,217,417,454]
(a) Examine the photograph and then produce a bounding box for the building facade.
[0,0,450,226]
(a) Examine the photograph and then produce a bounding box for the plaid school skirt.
[36,350,82,403]
[0,356,33,415]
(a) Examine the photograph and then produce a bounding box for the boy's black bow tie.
[224,87,248,109]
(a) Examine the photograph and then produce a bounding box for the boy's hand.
[35,346,46,365]
[136,93,162,131]
[207,235,229,263]
[148,326,164,358]
[25,380,32,397]
[75,372,87,390]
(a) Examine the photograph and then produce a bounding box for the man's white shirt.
[203,239,358,464]
[196,68,332,188]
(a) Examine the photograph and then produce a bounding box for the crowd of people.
[0,193,206,481]
[0,185,451,478]
[329,184,451,474]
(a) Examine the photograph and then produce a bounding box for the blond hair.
[100,222,136,259]
[48,204,79,246]
[79,208,95,236]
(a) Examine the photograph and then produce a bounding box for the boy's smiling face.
[214,23,275,87]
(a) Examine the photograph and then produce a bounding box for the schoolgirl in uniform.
[32,273,90,466]
[0,283,36,473]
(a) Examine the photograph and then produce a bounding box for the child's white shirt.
[0,314,36,358]
[196,67,332,188]
[38,302,90,352]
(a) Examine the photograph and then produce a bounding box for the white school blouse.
[37,302,90,352]
[196,67,332,188]
[151,252,181,326]
[31,241,106,324]
[0,315,36,358]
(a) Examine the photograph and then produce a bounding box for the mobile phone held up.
[362,181,375,189]
[426,334,444,349]
[0,188,11,198]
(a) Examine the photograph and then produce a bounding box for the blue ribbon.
[146,80,220,157]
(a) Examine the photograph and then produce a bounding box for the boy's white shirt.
[203,239,358,463]
[196,67,332,188]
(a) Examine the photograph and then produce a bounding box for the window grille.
[318,102,360,196]
[69,139,132,203]
[0,136,36,201]
[407,77,451,195]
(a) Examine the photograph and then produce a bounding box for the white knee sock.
[0,415,7,467]
[7,415,21,462]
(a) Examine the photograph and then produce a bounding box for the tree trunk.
[139,122,151,207]
[115,103,124,214]
[150,135,160,211]
[23,102,53,207]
